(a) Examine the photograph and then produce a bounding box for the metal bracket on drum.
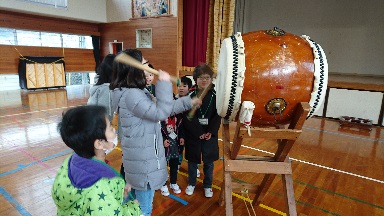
[265,27,286,36]
[265,98,287,122]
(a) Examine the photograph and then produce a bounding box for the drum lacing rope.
[240,188,257,216]
[306,39,325,119]
[225,35,239,120]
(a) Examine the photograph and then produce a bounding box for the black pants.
[168,157,179,184]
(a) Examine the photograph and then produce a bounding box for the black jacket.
[183,84,221,164]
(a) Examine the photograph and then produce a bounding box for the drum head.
[216,33,246,121]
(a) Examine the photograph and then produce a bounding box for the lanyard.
[195,89,213,118]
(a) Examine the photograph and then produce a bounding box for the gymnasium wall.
[99,17,180,78]
[238,0,384,76]
[0,0,107,23]
[0,10,99,74]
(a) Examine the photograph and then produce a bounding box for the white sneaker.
[185,185,195,195]
[204,188,213,198]
[196,169,200,177]
[160,185,170,196]
[170,183,181,194]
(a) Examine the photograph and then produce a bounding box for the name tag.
[198,118,208,125]
[169,132,177,140]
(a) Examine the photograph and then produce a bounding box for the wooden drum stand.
[219,102,310,216]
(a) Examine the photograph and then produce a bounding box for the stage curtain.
[206,0,235,72]
[92,35,101,71]
[182,0,210,67]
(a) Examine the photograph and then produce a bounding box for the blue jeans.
[131,183,155,216]
[188,161,214,188]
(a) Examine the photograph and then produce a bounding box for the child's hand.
[158,69,171,82]
[191,97,202,108]
[124,183,132,198]
[164,139,170,147]
[199,134,206,140]
[205,132,212,140]
[180,138,184,145]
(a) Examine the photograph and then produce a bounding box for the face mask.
[103,135,118,155]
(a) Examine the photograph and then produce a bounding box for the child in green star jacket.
[52,105,141,216]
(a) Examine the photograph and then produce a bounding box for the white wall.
[0,0,177,23]
[0,74,20,91]
[239,0,384,76]
[0,88,22,107]
[326,89,383,124]
[0,0,107,23]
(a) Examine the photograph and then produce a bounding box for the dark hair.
[58,105,107,159]
[192,64,214,82]
[110,49,146,90]
[179,76,192,89]
[96,54,115,85]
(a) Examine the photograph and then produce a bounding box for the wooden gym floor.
[0,85,383,216]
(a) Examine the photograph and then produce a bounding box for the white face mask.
[103,135,118,155]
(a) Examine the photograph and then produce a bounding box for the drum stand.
[219,102,310,216]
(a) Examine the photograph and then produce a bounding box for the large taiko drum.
[216,28,328,125]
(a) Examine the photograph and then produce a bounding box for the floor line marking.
[0,149,72,177]
[168,194,188,205]
[0,105,77,118]
[303,126,384,143]
[0,186,31,216]
[15,146,56,172]
[238,143,384,184]
[290,178,384,210]
[176,169,285,215]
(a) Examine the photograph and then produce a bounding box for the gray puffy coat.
[87,83,112,120]
[111,81,192,191]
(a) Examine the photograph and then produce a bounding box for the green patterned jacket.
[52,154,141,216]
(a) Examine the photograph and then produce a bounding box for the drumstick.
[115,52,180,85]
[187,83,213,120]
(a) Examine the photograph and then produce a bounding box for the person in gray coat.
[87,54,116,120]
[110,49,201,216]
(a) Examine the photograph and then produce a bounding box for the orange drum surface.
[241,30,315,125]
[217,29,328,126]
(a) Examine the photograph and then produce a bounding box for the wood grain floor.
[0,85,383,216]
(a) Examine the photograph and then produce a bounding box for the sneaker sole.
[185,190,194,195]
[172,189,181,194]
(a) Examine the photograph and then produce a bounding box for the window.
[13,0,68,9]
[16,30,41,46]
[0,28,15,45]
[41,32,61,47]
[62,34,79,48]
[0,27,93,49]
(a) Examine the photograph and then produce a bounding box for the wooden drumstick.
[187,83,213,120]
[115,52,180,85]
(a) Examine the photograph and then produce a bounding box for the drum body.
[216,29,328,125]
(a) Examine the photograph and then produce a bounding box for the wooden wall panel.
[0,10,99,36]
[0,45,95,74]
[99,17,180,78]
[0,10,99,74]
